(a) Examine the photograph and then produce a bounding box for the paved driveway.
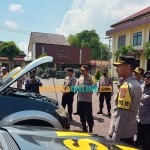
[14,78,118,137]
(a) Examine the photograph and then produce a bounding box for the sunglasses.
[144,76,150,79]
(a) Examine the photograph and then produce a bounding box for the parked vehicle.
[55,71,67,79]
[0,56,70,129]
[0,125,138,150]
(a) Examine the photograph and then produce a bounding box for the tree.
[95,69,101,81]
[0,41,21,70]
[144,42,150,59]
[68,30,109,60]
[39,53,48,71]
[114,45,141,61]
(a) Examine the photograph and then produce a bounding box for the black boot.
[89,126,93,133]
[82,124,88,132]
[69,114,73,121]
[97,109,103,114]
[108,110,111,116]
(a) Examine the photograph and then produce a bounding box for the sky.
[0,0,150,60]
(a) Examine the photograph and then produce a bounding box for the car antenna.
[52,76,58,103]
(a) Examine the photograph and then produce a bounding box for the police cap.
[67,68,74,72]
[30,69,36,73]
[143,71,150,78]
[80,65,89,71]
[113,56,136,66]
[1,67,7,71]
[133,67,145,75]
[103,68,108,71]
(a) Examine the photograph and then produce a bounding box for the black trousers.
[138,123,150,150]
[120,137,134,146]
[75,95,79,113]
[99,92,111,110]
[61,92,74,116]
[78,101,94,127]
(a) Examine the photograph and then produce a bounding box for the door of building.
[2,63,9,71]
[136,60,140,67]
[147,59,150,71]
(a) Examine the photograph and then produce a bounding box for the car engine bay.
[0,87,59,106]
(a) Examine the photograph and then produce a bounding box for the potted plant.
[144,42,150,59]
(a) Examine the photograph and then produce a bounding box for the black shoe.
[97,110,103,114]
[89,127,93,133]
[82,125,88,132]
[69,115,73,121]
[134,140,140,147]
[73,112,79,115]
[108,112,111,116]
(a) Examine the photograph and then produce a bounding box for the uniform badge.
[120,88,127,98]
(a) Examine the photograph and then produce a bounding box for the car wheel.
[13,119,54,128]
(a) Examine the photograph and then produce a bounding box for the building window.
[48,63,54,68]
[147,59,150,71]
[136,60,140,67]
[133,32,142,46]
[118,35,126,49]
[42,46,44,54]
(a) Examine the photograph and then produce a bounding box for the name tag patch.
[99,86,112,92]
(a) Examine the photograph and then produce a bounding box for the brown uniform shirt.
[63,75,77,91]
[77,74,96,102]
[109,76,142,141]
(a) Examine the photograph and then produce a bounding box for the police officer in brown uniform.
[61,68,77,121]
[76,65,96,133]
[97,68,113,116]
[133,67,145,85]
[109,56,142,146]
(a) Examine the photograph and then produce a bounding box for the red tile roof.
[0,57,25,61]
[111,6,150,27]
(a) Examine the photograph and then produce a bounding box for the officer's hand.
[29,79,33,84]
[110,93,113,96]
[97,93,99,96]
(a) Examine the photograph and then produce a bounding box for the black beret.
[113,56,136,66]
[80,65,89,71]
[67,68,74,72]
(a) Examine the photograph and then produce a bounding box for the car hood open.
[0,56,53,92]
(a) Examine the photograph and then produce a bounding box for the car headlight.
[55,105,67,117]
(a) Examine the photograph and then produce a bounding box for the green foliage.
[67,30,109,60]
[114,45,141,61]
[39,53,48,71]
[0,41,21,60]
[144,42,150,59]
[95,69,101,80]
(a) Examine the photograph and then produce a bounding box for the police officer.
[61,68,77,121]
[25,69,42,93]
[1,67,8,77]
[76,65,96,133]
[109,56,142,146]
[133,67,145,147]
[97,68,113,116]
[133,67,145,85]
[137,71,150,150]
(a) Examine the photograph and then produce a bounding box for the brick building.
[28,32,91,72]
